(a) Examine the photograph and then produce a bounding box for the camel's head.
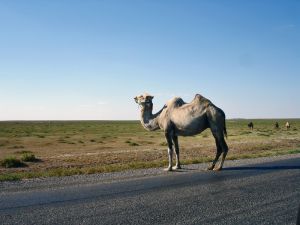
[134,93,154,110]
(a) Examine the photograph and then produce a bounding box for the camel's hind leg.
[172,135,181,170]
[207,140,222,170]
[213,137,228,171]
[209,125,228,171]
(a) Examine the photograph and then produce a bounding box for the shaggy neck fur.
[140,103,164,131]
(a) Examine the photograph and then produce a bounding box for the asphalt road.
[0,155,300,225]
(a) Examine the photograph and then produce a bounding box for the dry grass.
[0,119,299,181]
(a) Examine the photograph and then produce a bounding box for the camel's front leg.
[172,135,181,170]
[164,132,173,171]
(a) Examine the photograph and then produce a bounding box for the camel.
[248,122,254,130]
[134,93,228,171]
[286,122,290,130]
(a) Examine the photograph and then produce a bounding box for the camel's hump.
[194,94,205,100]
[166,97,185,108]
[166,94,211,108]
[194,94,211,104]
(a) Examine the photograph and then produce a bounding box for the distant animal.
[285,122,290,130]
[134,93,228,171]
[275,122,279,129]
[248,122,254,130]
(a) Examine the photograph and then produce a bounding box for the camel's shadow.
[171,168,198,172]
[223,165,300,171]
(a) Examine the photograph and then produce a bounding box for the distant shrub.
[90,139,96,142]
[257,133,270,137]
[160,142,168,146]
[37,135,45,138]
[15,150,33,154]
[21,153,37,162]
[288,149,300,154]
[129,142,139,146]
[57,138,67,143]
[9,145,25,149]
[1,156,25,168]
[125,140,139,146]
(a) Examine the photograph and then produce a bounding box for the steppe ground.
[0,119,299,180]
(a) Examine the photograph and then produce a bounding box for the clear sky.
[0,0,299,120]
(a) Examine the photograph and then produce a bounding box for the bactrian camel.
[134,93,229,171]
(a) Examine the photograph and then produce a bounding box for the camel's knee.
[174,147,180,155]
[165,133,174,148]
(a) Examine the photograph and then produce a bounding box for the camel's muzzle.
[134,97,152,106]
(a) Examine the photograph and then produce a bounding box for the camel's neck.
[140,104,165,131]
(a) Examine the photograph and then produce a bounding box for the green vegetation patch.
[288,149,300,154]
[21,153,38,162]
[0,173,22,182]
[1,156,26,168]
[125,140,140,146]
[160,142,168,146]
[14,150,33,154]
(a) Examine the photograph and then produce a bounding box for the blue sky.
[0,0,299,120]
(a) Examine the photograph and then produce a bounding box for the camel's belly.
[173,116,209,136]
[175,127,208,136]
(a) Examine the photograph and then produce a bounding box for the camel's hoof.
[172,165,182,170]
[207,165,215,171]
[164,167,172,172]
[213,167,222,171]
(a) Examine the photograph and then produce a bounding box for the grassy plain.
[0,119,300,181]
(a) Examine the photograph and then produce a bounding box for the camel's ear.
[134,96,138,103]
[146,95,154,101]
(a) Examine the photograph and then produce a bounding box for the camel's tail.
[224,120,228,139]
[223,113,228,139]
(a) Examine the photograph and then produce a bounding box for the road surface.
[1,154,300,225]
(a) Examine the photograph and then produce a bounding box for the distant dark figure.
[248,122,253,130]
[285,122,290,130]
[275,122,279,129]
